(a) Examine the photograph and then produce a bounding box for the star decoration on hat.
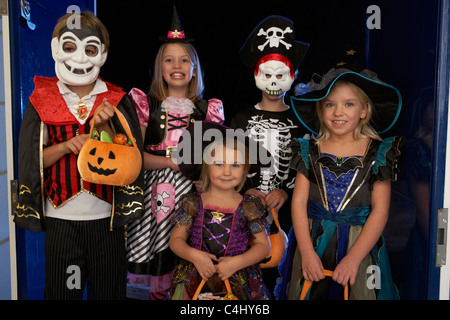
[172,30,181,38]
[334,48,362,68]
[160,6,193,43]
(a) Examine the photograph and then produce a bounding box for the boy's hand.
[92,98,115,129]
[63,134,89,155]
[265,189,288,211]
[245,188,288,211]
[245,188,266,205]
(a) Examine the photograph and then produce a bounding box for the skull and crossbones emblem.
[154,191,170,213]
[257,26,293,51]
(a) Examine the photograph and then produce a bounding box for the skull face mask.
[51,27,107,86]
[255,60,294,96]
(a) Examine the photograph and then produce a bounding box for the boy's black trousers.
[44,217,127,300]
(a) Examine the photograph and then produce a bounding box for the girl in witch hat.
[276,49,403,300]
[168,121,272,300]
[126,6,224,300]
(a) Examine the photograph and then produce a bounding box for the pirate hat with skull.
[240,15,309,96]
[159,6,193,43]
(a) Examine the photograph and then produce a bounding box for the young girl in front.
[168,122,271,300]
[126,7,224,300]
[277,66,403,300]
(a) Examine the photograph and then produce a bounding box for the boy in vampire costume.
[14,11,144,300]
[230,15,309,293]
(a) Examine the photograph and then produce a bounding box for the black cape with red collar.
[14,76,144,232]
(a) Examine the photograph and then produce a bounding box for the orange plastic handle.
[192,279,233,300]
[300,269,349,300]
[192,279,206,300]
[89,105,138,148]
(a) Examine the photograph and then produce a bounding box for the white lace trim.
[161,96,196,114]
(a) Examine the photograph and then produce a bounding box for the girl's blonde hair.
[199,138,251,192]
[150,42,204,103]
[315,80,381,144]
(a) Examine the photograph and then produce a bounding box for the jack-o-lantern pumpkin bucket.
[77,105,142,186]
[260,208,288,268]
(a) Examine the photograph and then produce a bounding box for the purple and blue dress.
[276,137,403,300]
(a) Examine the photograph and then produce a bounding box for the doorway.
[97,0,447,299]
[5,0,449,299]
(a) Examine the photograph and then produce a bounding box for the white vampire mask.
[51,28,107,86]
[255,60,294,96]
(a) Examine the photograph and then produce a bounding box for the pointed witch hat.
[159,5,193,43]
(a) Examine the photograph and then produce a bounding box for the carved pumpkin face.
[78,138,142,186]
[87,147,117,176]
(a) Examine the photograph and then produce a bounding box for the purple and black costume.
[169,192,271,300]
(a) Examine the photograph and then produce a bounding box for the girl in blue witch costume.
[276,53,403,300]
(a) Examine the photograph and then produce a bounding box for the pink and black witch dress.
[126,88,224,299]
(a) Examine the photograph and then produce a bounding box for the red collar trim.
[29,76,126,125]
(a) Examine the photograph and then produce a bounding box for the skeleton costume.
[125,7,224,300]
[232,15,309,226]
[276,52,403,300]
[232,16,309,228]
[15,13,144,300]
[231,105,304,228]
[231,16,309,292]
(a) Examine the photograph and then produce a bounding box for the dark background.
[11,0,442,300]
[96,0,441,299]
[97,0,366,125]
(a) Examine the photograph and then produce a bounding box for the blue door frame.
[429,0,450,299]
